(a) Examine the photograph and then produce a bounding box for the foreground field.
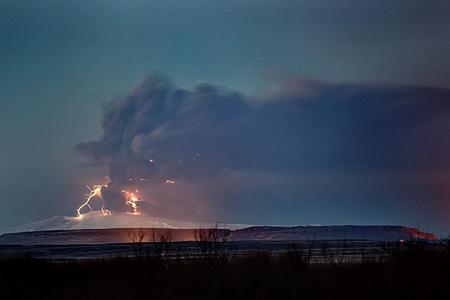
[0,240,391,261]
[1,241,450,299]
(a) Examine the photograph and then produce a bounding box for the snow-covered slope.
[228,225,437,241]
[8,211,208,233]
[0,219,437,245]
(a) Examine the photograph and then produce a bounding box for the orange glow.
[122,189,141,214]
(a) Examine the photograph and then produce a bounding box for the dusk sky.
[0,0,449,233]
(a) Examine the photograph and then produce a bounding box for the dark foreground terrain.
[0,240,391,261]
[1,241,450,300]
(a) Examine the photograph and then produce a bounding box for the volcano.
[6,211,210,233]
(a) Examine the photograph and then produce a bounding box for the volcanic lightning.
[74,157,181,220]
[101,205,112,216]
[76,184,109,219]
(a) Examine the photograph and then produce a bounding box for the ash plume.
[76,73,450,225]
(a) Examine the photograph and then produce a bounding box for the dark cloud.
[76,74,450,225]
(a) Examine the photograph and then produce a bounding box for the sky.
[0,0,449,233]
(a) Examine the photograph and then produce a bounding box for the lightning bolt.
[76,184,109,219]
[101,205,112,216]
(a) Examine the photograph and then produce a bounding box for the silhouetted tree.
[127,228,147,256]
[194,224,229,259]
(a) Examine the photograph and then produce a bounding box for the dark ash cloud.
[76,74,450,226]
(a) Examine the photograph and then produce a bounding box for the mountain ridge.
[0,224,437,245]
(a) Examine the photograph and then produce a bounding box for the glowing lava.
[77,184,109,219]
[122,190,141,215]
